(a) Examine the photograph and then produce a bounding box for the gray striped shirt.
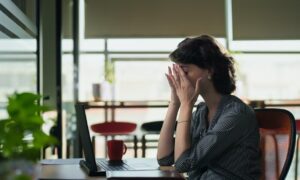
[158,95,261,180]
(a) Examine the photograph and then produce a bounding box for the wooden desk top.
[39,164,103,179]
[38,158,184,180]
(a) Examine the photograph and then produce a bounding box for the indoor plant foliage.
[105,60,115,84]
[0,92,57,179]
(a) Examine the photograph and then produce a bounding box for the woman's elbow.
[157,157,174,166]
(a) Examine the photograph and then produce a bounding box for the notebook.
[75,104,160,176]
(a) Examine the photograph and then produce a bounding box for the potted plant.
[0,92,57,180]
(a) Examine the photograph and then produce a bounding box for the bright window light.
[81,39,105,51]
[234,53,300,100]
[108,38,184,52]
[78,54,105,101]
[230,40,300,52]
[107,38,226,52]
[0,39,36,52]
[114,60,171,101]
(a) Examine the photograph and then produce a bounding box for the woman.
[157,35,261,179]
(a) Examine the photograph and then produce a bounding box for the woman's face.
[178,63,210,89]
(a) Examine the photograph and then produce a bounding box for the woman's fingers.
[166,72,179,90]
[172,64,181,87]
[176,65,188,82]
[168,66,173,76]
[167,66,175,86]
[165,73,175,88]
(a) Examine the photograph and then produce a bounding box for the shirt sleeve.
[174,102,255,172]
[157,151,174,166]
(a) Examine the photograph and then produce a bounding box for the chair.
[140,121,164,157]
[42,125,59,158]
[140,121,177,157]
[294,120,300,179]
[90,122,138,157]
[255,108,296,180]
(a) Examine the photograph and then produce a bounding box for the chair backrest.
[255,108,296,180]
[141,121,177,134]
[141,121,164,133]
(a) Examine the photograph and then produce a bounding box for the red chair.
[90,121,138,157]
[255,108,296,180]
[294,120,300,179]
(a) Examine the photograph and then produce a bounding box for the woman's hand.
[169,64,201,106]
[165,66,180,106]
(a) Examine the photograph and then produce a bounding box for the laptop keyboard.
[96,160,131,171]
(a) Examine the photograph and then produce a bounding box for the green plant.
[105,60,115,83]
[0,92,57,162]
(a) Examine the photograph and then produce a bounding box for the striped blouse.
[158,95,261,180]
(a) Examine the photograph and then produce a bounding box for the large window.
[73,38,300,102]
[70,38,300,117]
[114,59,171,101]
[71,38,226,102]
[230,40,300,100]
[0,0,37,117]
[234,53,300,100]
[62,0,300,161]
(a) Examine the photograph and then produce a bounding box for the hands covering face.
[165,64,202,106]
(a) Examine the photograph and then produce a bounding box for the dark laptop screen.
[75,104,98,170]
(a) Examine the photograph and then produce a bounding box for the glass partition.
[0,0,37,118]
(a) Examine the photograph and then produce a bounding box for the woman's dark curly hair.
[169,35,236,95]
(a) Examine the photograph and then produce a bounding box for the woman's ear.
[207,68,214,80]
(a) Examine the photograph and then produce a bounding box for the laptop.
[75,104,160,176]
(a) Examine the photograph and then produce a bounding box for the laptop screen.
[75,104,98,170]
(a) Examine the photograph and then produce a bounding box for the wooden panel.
[84,0,225,37]
[233,0,300,40]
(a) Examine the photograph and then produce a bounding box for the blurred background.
[1,0,300,178]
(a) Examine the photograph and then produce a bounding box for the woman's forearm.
[157,103,180,159]
[174,104,193,161]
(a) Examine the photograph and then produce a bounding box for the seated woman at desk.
[157,35,260,179]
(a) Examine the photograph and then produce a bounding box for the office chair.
[140,121,177,157]
[140,121,163,157]
[42,125,59,159]
[255,108,296,180]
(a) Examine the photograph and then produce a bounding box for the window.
[114,59,171,101]
[234,53,300,100]
[0,0,37,118]
[75,38,226,101]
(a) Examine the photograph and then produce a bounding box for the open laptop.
[75,104,160,176]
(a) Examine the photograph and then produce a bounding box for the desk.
[39,158,184,179]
